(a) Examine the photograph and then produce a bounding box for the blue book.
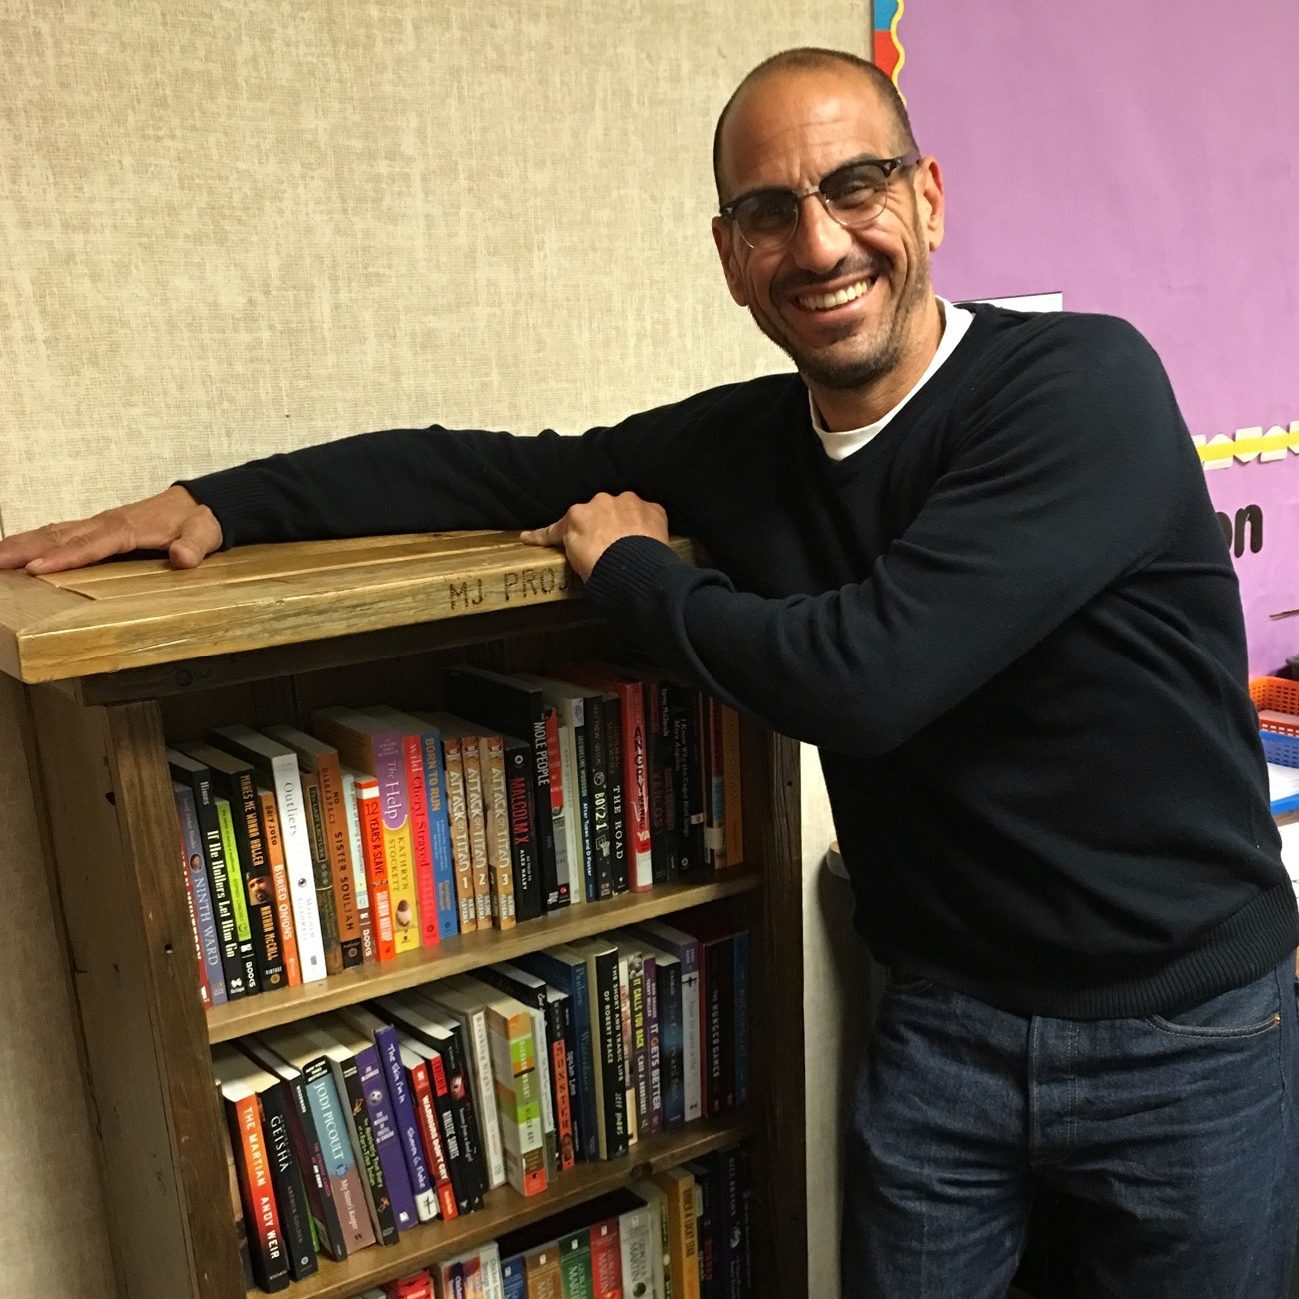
[417,727,460,939]
[515,946,599,1162]
[500,1252,527,1299]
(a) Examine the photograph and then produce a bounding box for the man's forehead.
[720,67,895,187]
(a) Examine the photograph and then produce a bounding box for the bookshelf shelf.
[0,536,806,1299]
[264,1114,753,1299]
[208,870,761,1044]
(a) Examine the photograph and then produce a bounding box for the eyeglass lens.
[733,160,896,249]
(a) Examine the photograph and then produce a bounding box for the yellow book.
[311,707,422,953]
[650,1165,700,1299]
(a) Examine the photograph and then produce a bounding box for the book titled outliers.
[170,665,745,1010]
[217,922,749,1293]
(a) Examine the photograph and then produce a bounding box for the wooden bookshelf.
[0,534,807,1299]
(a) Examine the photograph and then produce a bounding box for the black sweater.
[186,304,1297,1017]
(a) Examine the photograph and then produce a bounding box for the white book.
[210,724,327,982]
[630,1178,670,1299]
[618,1198,660,1299]
[478,1240,505,1299]
[422,977,507,1190]
[339,769,372,951]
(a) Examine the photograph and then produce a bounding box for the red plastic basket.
[1249,677,1299,736]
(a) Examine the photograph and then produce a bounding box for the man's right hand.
[0,486,224,575]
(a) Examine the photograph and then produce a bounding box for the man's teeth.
[798,278,874,311]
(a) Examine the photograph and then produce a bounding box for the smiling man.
[3,48,1297,1299]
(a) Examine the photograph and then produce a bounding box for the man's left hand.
[520,491,669,581]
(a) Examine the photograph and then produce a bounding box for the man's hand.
[0,485,223,575]
[520,491,669,581]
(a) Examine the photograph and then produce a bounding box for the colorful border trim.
[872,0,906,91]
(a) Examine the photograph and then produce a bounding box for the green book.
[558,1227,593,1299]
[215,795,258,994]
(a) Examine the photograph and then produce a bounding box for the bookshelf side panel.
[31,687,243,1299]
[743,726,807,1299]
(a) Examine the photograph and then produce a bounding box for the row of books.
[169,663,746,1008]
[341,1147,752,1299]
[218,920,749,1291]
[484,1151,752,1299]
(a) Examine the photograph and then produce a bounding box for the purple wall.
[901,1,1299,670]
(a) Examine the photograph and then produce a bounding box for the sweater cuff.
[583,535,691,622]
[176,468,284,551]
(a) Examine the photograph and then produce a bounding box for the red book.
[402,1046,458,1221]
[355,777,397,961]
[257,788,303,985]
[588,1215,624,1299]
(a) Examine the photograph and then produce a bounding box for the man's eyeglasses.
[719,150,922,253]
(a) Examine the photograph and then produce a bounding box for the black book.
[239,1036,348,1262]
[183,741,286,991]
[249,1071,319,1280]
[443,667,564,910]
[643,678,680,884]
[503,734,542,921]
[689,1157,720,1299]
[167,749,249,1000]
[374,993,486,1211]
[578,683,616,901]
[392,1028,467,1217]
[563,937,627,1159]
[600,693,629,894]
[669,682,707,875]
[697,931,735,1116]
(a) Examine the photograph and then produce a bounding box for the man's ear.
[712,216,749,306]
[914,156,946,253]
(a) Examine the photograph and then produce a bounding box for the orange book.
[651,1166,701,1299]
[524,1242,564,1299]
[721,705,744,868]
[355,777,397,961]
[256,787,302,985]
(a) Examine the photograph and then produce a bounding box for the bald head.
[712,48,918,205]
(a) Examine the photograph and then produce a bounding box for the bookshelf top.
[0,531,698,686]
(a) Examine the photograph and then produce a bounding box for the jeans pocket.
[884,968,934,996]
[1147,970,1282,1040]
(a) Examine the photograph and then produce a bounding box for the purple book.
[172,783,227,1004]
[641,950,662,1133]
[354,1041,419,1232]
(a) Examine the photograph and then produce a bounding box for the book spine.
[588,1218,622,1299]
[401,734,442,949]
[566,699,596,903]
[355,1044,418,1232]
[340,772,375,963]
[543,996,575,1172]
[271,756,328,983]
[425,1048,473,1215]
[215,797,260,995]
[702,937,732,1115]
[503,738,541,922]
[356,780,397,961]
[558,1231,593,1299]
[617,681,653,891]
[285,1073,346,1261]
[372,732,420,954]
[645,680,677,885]
[548,704,581,907]
[417,731,459,941]
[602,695,628,894]
[178,839,210,1009]
[460,734,493,926]
[721,705,743,867]
[693,1158,718,1299]
[218,1110,255,1287]
[642,952,662,1134]
[705,696,726,867]
[528,1006,559,1181]
[332,1055,399,1245]
[531,709,562,910]
[640,925,701,1122]
[486,1008,548,1197]
[671,684,706,874]
[317,753,364,967]
[555,994,582,1165]
[656,1170,701,1299]
[226,1092,290,1291]
[657,959,685,1128]
[406,1056,457,1220]
[373,1026,437,1223]
[174,786,226,1004]
[479,735,517,930]
[441,736,479,934]
[592,948,628,1158]
[302,771,343,975]
[301,1059,375,1251]
[193,773,247,999]
[257,1081,320,1280]
[627,953,650,1132]
[500,1253,527,1299]
[618,953,638,1147]
[443,1024,487,1208]
[257,789,302,986]
[581,692,613,901]
[617,1205,654,1299]
[229,769,286,990]
[462,1008,507,1192]
[722,1148,744,1299]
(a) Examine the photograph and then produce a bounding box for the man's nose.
[789,194,854,272]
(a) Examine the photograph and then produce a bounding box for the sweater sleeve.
[583,321,1197,757]
[178,383,753,548]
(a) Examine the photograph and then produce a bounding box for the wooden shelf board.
[250,1114,752,1299]
[0,532,699,685]
[208,870,758,1044]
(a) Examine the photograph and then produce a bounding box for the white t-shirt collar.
[811,296,974,461]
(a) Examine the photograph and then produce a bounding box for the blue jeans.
[842,957,1299,1298]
